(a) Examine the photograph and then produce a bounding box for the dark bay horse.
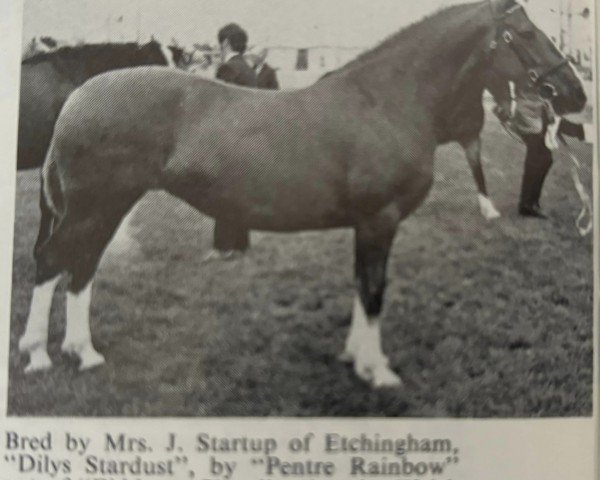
[18,40,182,252]
[18,40,181,170]
[20,0,586,386]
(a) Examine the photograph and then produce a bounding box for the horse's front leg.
[461,137,501,220]
[345,209,402,388]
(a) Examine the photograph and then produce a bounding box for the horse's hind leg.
[21,172,61,371]
[59,196,142,370]
[20,208,70,372]
[21,192,140,372]
[346,209,402,388]
[19,264,62,372]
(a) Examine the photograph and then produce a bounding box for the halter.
[488,2,569,99]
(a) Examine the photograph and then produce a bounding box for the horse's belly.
[163,149,350,230]
[245,197,350,231]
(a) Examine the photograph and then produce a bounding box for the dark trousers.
[519,134,553,208]
[213,219,249,252]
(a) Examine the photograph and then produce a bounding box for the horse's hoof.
[478,195,501,220]
[372,367,403,388]
[79,349,105,371]
[338,351,355,363]
[62,341,105,371]
[355,362,402,388]
[24,349,52,373]
[483,209,501,220]
[355,364,375,384]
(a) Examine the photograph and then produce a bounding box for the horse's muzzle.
[572,85,588,112]
[551,84,587,115]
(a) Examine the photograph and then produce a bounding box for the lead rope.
[545,112,593,237]
[562,141,593,236]
[498,112,593,236]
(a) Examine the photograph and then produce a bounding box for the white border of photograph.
[0,1,598,479]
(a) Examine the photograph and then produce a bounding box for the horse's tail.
[33,141,64,258]
[40,142,64,217]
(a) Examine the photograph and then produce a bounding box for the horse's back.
[53,66,289,169]
[55,67,231,140]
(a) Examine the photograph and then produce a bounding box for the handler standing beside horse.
[208,23,257,260]
[494,74,592,218]
[509,80,557,217]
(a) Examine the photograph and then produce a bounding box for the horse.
[19,0,586,387]
[18,40,182,253]
[18,40,182,171]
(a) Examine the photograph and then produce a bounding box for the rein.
[496,114,593,237]
[560,138,594,236]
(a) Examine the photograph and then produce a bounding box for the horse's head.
[485,0,586,115]
[137,39,186,68]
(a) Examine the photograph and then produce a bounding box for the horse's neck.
[55,46,161,85]
[343,4,491,122]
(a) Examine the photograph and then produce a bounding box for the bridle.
[488,2,570,99]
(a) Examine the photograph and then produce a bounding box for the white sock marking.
[341,294,369,361]
[20,276,61,372]
[350,294,402,387]
[63,281,105,370]
[478,193,501,220]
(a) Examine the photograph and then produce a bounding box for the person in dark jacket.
[215,23,257,88]
[248,49,280,90]
[209,23,257,260]
[257,62,279,89]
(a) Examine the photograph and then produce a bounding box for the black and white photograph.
[3,0,596,418]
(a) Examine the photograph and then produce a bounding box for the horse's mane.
[326,1,484,77]
[22,41,160,66]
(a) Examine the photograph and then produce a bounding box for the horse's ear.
[491,0,518,14]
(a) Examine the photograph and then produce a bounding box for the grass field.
[6,115,594,417]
